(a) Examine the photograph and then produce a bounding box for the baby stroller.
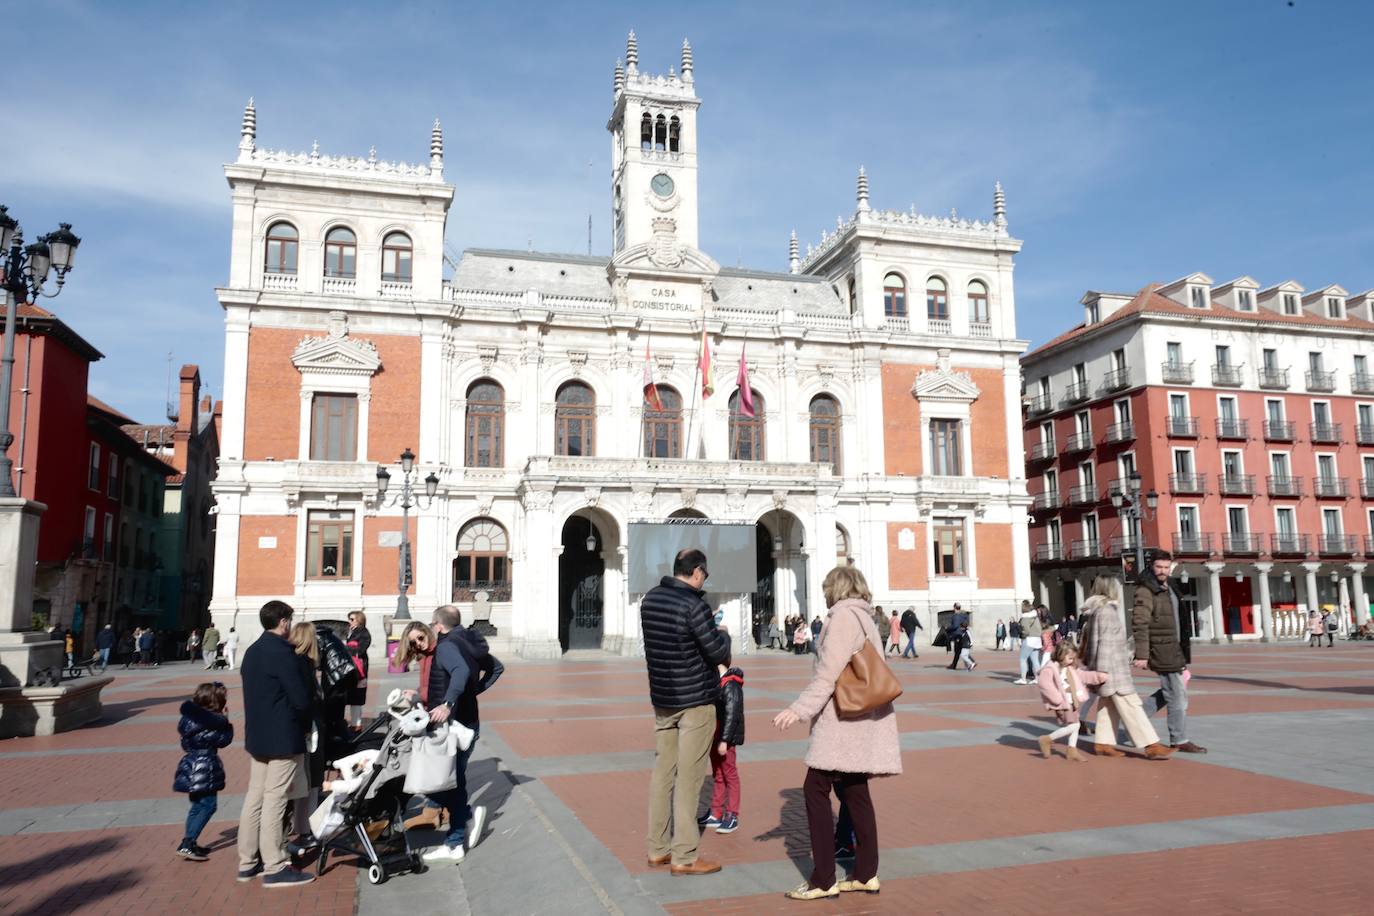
[313,699,423,884]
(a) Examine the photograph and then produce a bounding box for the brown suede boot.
[1095,744,1125,757]
[1065,746,1087,762]
[1038,735,1053,758]
[1143,743,1175,759]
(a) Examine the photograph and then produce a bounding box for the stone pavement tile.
[0,748,255,807]
[927,692,1374,721]
[0,823,354,916]
[0,722,188,753]
[544,743,1373,877]
[483,701,650,723]
[661,828,1374,915]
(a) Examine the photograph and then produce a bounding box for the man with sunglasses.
[641,548,730,876]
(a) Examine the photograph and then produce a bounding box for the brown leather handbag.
[833,607,903,719]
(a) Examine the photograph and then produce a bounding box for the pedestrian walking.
[773,565,900,899]
[224,627,239,669]
[948,619,976,671]
[202,624,220,669]
[236,600,315,887]
[899,607,921,659]
[698,640,744,835]
[1014,604,1043,684]
[173,681,233,861]
[1307,609,1323,647]
[187,630,202,663]
[1077,576,1172,760]
[793,620,810,654]
[810,615,823,653]
[641,549,730,876]
[64,629,75,670]
[1322,609,1337,647]
[767,619,781,650]
[138,628,156,667]
[344,611,372,727]
[1133,552,1207,754]
[994,618,1006,651]
[96,624,115,671]
[886,611,901,656]
[1034,642,1106,761]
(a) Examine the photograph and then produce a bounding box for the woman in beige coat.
[773,566,901,900]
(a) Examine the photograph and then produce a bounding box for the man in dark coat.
[900,607,921,658]
[95,625,115,670]
[641,548,729,876]
[1132,551,1206,754]
[236,600,315,886]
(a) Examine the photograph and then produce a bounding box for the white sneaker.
[422,844,465,864]
[466,805,487,850]
[1012,678,1029,685]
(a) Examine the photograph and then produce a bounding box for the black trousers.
[803,768,877,889]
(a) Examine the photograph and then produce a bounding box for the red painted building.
[1022,276,1374,641]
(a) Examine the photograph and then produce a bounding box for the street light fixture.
[1109,471,1157,582]
[0,207,80,498]
[375,448,439,621]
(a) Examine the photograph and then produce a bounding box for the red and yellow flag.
[643,338,665,412]
[698,328,714,399]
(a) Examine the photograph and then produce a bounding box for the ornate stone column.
[1253,562,1274,641]
[1349,562,1369,628]
[1204,561,1226,643]
[1338,576,1351,635]
[516,484,560,658]
[1302,562,1322,622]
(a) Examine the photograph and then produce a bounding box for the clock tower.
[608,32,701,259]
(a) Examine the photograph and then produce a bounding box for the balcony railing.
[1357,423,1374,446]
[1266,475,1302,498]
[1166,416,1199,437]
[453,580,513,603]
[1173,532,1212,555]
[262,271,298,291]
[1034,543,1064,561]
[1314,477,1349,498]
[1215,418,1249,440]
[1319,534,1358,555]
[1305,369,1337,392]
[1062,380,1090,404]
[1169,472,1207,494]
[1104,421,1135,443]
[1257,367,1289,389]
[1211,364,1244,387]
[1161,361,1194,384]
[1270,533,1309,556]
[1071,538,1104,559]
[1032,490,1060,511]
[927,318,952,335]
[1063,432,1093,453]
[1362,478,1374,499]
[969,321,994,338]
[1352,372,1374,395]
[1263,419,1295,441]
[1310,422,1342,444]
[1027,394,1053,415]
[1109,535,1139,556]
[1029,440,1056,461]
[1219,474,1256,496]
[1066,483,1098,506]
[1102,367,1132,392]
[1366,534,1374,557]
[322,275,357,295]
[1222,532,1261,554]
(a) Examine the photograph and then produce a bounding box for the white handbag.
[403,727,459,794]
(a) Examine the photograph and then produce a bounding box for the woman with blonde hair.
[393,620,450,833]
[286,621,324,851]
[773,565,900,899]
[1077,575,1173,760]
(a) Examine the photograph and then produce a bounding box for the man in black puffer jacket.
[641,548,730,876]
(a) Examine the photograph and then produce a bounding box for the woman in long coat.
[773,565,901,899]
[344,611,373,727]
[1077,576,1172,759]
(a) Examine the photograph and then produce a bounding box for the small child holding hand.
[1035,641,1107,761]
[698,638,745,834]
[172,682,233,860]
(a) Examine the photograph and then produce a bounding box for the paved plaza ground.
[1,639,1371,915]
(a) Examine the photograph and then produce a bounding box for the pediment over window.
[911,349,980,404]
[292,311,381,377]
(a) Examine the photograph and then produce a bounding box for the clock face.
[651,173,675,198]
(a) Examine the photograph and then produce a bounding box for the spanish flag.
[643,339,664,412]
[737,345,755,417]
[698,328,714,399]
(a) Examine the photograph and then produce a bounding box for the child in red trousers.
[698,641,745,834]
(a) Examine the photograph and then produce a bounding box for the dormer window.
[1189,286,1209,308]
[1085,300,1100,324]
[1282,293,1299,315]
[1237,289,1253,311]
[1326,296,1343,319]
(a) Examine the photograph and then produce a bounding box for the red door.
[1218,578,1255,634]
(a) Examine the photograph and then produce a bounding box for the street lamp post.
[375,448,438,622]
[1109,471,1159,581]
[0,207,81,497]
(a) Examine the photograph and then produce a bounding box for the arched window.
[643,385,682,458]
[728,389,766,461]
[264,222,298,275]
[668,116,681,153]
[465,380,504,467]
[968,280,989,324]
[883,273,906,317]
[453,518,510,602]
[381,232,413,282]
[836,524,852,567]
[926,276,949,321]
[324,226,357,278]
[809,394,842,473]
[640,112,653,150]
[847,277,857,314]
[555,381,595,457]
[654,114,667,151]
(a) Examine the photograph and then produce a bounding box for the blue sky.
[9,0,1374,423]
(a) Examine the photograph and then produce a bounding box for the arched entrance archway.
[753,522,775,646]
[755,510,807,643]
[558,513,604,651]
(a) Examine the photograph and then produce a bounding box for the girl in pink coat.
[1035,641,1108,761]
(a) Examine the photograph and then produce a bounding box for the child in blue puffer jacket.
[172,682,234,861]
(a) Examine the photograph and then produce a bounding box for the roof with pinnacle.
[1024,284,1374,362]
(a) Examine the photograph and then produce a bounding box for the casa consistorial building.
[210,33,1031,660]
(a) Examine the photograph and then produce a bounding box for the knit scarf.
[418,650,435,706]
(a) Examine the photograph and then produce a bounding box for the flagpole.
[686,324,704,460]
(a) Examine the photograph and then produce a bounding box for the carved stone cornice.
[292,311,381,377]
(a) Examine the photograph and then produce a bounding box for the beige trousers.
[1095,693,1160,748]
[646,703,716,865]
[237,755,306,875]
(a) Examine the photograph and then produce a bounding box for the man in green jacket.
[1131,551,1206,753]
